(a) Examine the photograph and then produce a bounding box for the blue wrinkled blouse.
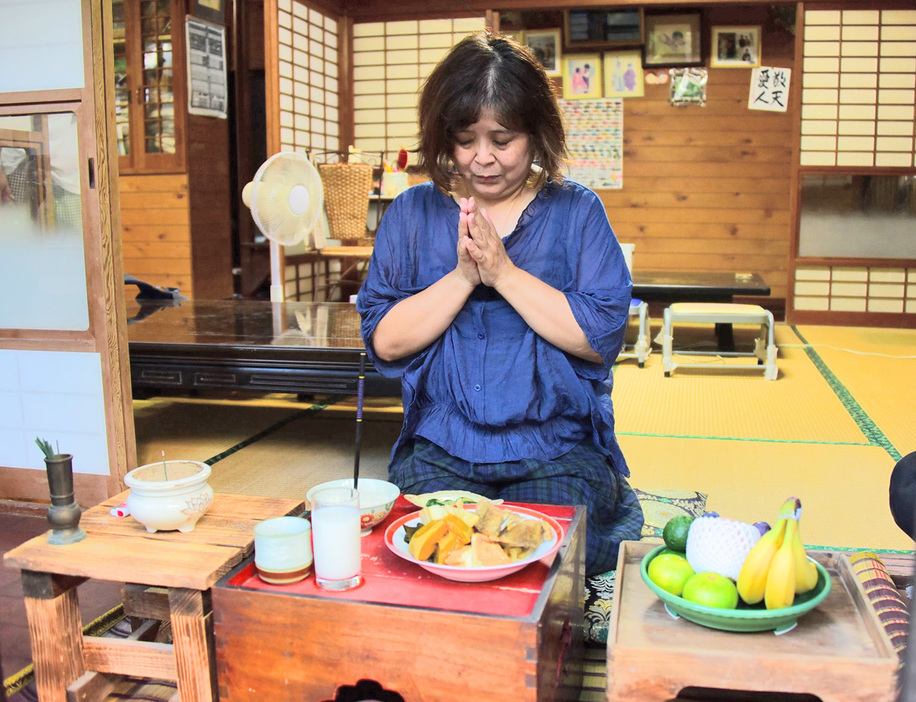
[357,179,632,476]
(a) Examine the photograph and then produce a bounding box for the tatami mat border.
[616,430,870,447]
[204,397,343,466]
[790,326,901,462]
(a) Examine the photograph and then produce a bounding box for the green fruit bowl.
[640,545,832,634]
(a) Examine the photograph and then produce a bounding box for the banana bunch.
[736,497,819,609]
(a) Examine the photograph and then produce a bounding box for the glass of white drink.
[310,486,363,590]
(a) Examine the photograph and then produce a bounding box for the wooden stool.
[659,303,778,380]
[618,300,651,368]
[4,491,303,702]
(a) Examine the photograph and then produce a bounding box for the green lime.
[662,515,695,552]
[647,552,695,597]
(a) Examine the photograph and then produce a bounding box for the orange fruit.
[682,572,739,609]
[647,552,695,596]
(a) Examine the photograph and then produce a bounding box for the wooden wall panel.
[188,113,234,300]
[600,6,796,302]
[119,173,194,296]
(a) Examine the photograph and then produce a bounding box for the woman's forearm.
[494,266,603,363]
[371,270,476,361]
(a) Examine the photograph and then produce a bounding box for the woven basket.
[319,162,374,245]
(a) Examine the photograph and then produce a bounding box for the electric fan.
[241,151,324,301]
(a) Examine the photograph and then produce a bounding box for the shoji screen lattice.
[801,9,916,167]
[276,0,340,153]
[352,18,486,158]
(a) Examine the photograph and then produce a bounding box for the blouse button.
[474,384,481,391]
[477,333,485,339]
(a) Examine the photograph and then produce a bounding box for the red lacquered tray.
[226,497,576,618]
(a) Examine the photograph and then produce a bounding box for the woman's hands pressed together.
[457,196,516,290]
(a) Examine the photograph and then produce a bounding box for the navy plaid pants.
[390,437,644,576]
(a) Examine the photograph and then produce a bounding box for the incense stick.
[353,352,366,490]
[161,450,169,481]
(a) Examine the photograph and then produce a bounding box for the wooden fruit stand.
[607,541,899,702]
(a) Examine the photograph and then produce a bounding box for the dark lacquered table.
[632,271,770,303]
[127,299,400,397]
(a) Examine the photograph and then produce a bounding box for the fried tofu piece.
[495,518,551,550]
[474,499,506,538]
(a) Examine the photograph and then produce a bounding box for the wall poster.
[560,99,624,190]
[186,18,228,119]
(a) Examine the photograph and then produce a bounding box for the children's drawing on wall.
[604,50,644,99]
[562,55,602,100]
[559,98,623,189]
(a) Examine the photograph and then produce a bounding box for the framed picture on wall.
[564,9,644,50]
[604,50,645,98]
[562,54,603,100]
[189,0,226,25]
[644,12,703,67]
[525,29,562,77]
[710,26,762,68]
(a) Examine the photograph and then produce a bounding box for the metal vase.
[44,454,87,545]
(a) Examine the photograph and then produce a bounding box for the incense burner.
[125,460,213,533]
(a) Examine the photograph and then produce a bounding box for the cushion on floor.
[584,488,709,644]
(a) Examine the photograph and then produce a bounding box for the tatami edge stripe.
[204,398,338,466]
[616,431,871,446]
[790,326,902,462]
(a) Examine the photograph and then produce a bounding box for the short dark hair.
[416,32,567,192]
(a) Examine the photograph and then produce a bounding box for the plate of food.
[384,500,562,583]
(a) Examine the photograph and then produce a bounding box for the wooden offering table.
[607,541,898,702]
[3,491,304,702]
[212,500,586,701]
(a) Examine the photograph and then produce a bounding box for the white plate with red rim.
[383,504,562,583]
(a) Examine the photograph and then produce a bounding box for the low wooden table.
[607,541,898,702]
[212,499,586,701]
[3,491,304,702]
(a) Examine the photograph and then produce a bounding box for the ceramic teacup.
[254,516,313,585]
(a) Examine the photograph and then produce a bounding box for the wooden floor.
[3,322,915,696]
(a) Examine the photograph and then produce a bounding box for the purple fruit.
[702,511,719,518]
[754,521,771,535]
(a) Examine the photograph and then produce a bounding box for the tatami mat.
[790,325,916,459]
[622,434,911,552]
[613,324,871,445]
[207,412,400,499]
[133,398,307,466]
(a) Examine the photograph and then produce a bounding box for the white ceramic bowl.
[306,478,400,535]
[125,460,213,533]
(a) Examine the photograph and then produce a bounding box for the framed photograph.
[564,9,644,50]
[710,26,762,68]
[562,54,603,100]
[189,0,226,25]
[604,50,644,98]
[525,29,562,77]
[644,12,703,67]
